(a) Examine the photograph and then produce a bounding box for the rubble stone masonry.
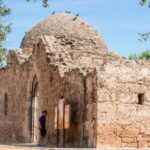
[0,13,150,148]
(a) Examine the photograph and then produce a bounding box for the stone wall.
[0,61,33,143]
[0,37,98,147]
[2,37,150,148]
[96,58,150,148]
[32,40,98,147]
[83,70,97,147]
[2,20,150,148]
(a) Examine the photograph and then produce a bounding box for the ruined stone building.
[1,13,150,148]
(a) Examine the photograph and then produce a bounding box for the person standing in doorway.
[39,110,47,146]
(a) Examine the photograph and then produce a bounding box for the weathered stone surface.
[21,13,108,56]
[96,57,150,148]
[1,12,150,148]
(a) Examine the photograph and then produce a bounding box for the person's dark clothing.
[40,128,46,137]
[39,115,46,137]
[39,115,46,129]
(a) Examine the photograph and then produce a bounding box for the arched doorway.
[29,76,40,144]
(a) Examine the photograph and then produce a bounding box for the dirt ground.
[0,145,141,150]
[0,144,51,150]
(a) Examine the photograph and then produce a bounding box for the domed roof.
[21,13,108,55]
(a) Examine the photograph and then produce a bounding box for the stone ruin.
[0,13,150,148]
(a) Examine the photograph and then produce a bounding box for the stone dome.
[21,13,108,55]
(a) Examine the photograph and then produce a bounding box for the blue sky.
[3,0,150,56]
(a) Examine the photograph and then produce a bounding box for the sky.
[3,0,150,57]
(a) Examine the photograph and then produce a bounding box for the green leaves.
[0,24,11,44]
[0,6,10,16]
[26,0,49,7]
[140,0,147,5]
[129,50,150,60]
[128,53,138,60]
[139,50,150,59]
[0,47,6,67]
[0,0,11,67]
[0,0,11,44]
[139,0,150,7]
[0,0,11,15]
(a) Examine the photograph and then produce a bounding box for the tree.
[128,53,138,60]
[0,0,11,45]
[26,0,49,7]
[129,50,150,60]
[0,0,11,67]
[138,0,150,42]
[140,0,148,5]
[140,0,150,6]
[139,50,150,59]
[0,48,6,67]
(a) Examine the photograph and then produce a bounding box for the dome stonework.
[21,13,108,55]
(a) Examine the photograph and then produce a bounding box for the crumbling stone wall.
[1,12,150,149]
[0,61,33,143]
[31,40,98,147]
[0,35,98,147]
[83,70,97,147]
[96,58,150,148]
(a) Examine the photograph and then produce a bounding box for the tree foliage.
[137,0,150,43]
[129,50,150,60]
[0,0,11,46]
[26,0,49,7]
[0,48,6,67]
[140,0,150,6]
[0,0,11,67]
